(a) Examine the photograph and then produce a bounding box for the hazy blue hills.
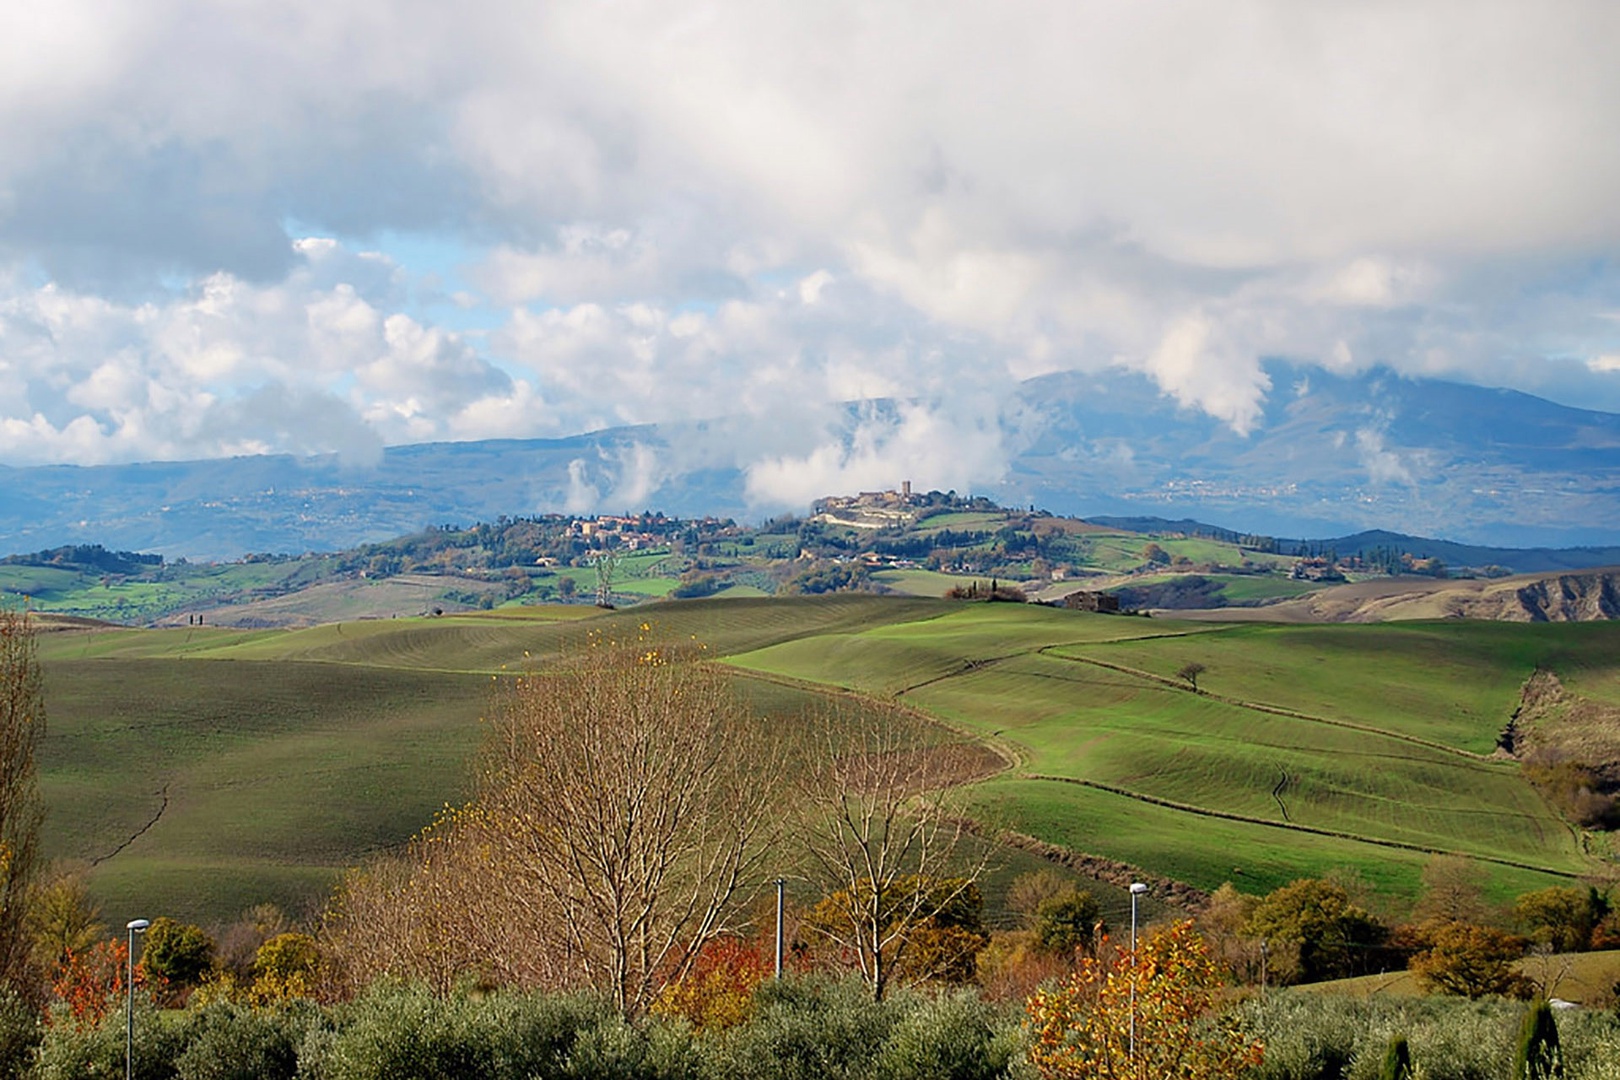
[1,363,1618,560]
[1001,364,1620,547]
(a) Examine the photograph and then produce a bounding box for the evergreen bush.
[869,989,1021,1080]
[709,975,898,1080]
[33,1003,198,1080]
[1377,1034,1411,1080]
[172,1003,316,1080]
[1515,999,1563,1080]
[0,986,40,1080]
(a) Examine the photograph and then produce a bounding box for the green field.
[725,602,1609,901]
[870,567,979,597]
[30,596,1620,930]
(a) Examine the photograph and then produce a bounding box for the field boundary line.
[1023,773,1584,879]
[891,625,1232,697]
[1037,646,1501,765]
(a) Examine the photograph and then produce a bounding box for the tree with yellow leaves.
[1026,920,1263,1080]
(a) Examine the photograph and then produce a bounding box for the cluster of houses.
[810,482,921,530]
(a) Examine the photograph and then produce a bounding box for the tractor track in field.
[1023,773,1582,879]
[1272,765,1292,822]
[89,783,169,866]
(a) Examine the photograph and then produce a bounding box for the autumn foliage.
[1026,920,1263,1080]
[50,939,151,1027]
[652,935,773,1031]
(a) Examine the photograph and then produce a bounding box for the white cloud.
[0,237,517,463]
[3,0,1620,476]
[742,399,1007,511]
[1355,427,1415,487]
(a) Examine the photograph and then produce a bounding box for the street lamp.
[1128,883,1147,1063]
[774,878,786,979]
[125,918,149,1080]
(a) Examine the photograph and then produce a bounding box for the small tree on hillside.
[1514,886,1603,954]
[1407,919,1531,999]
[1245,878,1387,983]
[1176,662,1207,693]
[25,866,103,976]
[1411,854,1490,926]
[1034,889,1102,957]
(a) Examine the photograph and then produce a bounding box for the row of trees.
[1197,859,1620,999]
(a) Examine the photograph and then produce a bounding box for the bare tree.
[794,703,992,1000]
[0,607,44,995]
[325,635,781,1015]
[1176,661,1207,693]
[593,550,618,608]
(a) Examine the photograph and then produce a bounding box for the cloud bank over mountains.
[4,1,1620,514]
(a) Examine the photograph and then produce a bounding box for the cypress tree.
[1379,1035,1413,1080]
[1514,999,1563,1080]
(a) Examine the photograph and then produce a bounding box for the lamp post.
[125,918,150,1080]
[774,878,786,979]
[1128,883,1147,1064]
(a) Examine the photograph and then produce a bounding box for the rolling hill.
[32,596,1619,931]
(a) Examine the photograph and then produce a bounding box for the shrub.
[34,1002,197,1080]
[557,1011,702,1080]
[52,938,142,1027]
[652,936,771,1032]
[870,989,1022,1080]
[172,1003,316,1080]
[0,985,40,1080]
[250,933,320,1004]
[710,975,898,1080]
[140,918,216,1002]
[1026,920,1262,1079]
[305,984,636,1080]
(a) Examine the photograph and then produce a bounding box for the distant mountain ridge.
[1,363,1618,560]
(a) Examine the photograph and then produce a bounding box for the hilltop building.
[811,482,921,530]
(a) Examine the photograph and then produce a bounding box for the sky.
[4,0,1620,510]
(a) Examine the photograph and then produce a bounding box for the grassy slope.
[1301,949,1620,1006]
[33,598,944,925]
[40,657,492,925]
[33,596,1615,927]
[726,603,1603,902]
